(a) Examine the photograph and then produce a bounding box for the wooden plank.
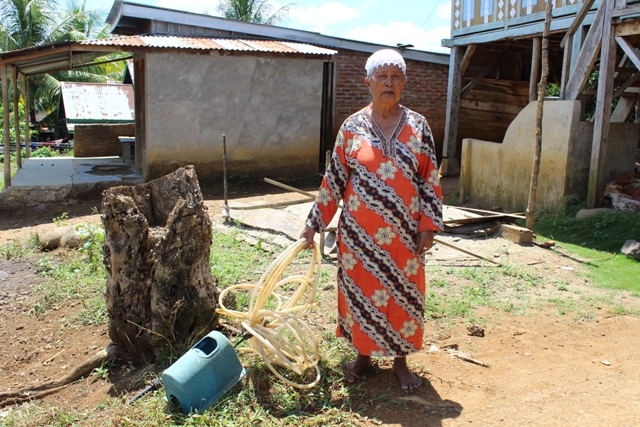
[588,0,617,208]
[615,36,640,70]
[452,205,526,219]
[563,2,605,100]
[457,129,508,142]
[460,99,526,115]
[442,46,464,174]
[461,58,498,98]
[460,45,476,76]
[614,19,640,37]
[499,224,534,244]
[530,37,542,103]
[12,67,21,169]
[2,64,10,188]
[457,120,510,133]
[458,109,518,124]
[21,73,30,158]
[612,71,640,98]
[469,80,531,95]
[463,90,529,105]
[611,2,640,17]
[611,90,640,121]
[560,0,597,48]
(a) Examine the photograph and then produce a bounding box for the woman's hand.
[414,230,434,256]
[300,225,316,249]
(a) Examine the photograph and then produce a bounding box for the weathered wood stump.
[101,166,218,361]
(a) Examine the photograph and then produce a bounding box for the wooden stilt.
[2,64,10,188]
[12,67,21,169]
[21,73,30,159]
[441,45,465,176]
[529,37,542,103]
[588,0,617,208]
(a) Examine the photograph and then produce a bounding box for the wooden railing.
[452,0,600,37]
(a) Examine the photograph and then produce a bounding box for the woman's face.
[365,64,406,106]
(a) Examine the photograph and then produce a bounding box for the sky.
[85,0,452,54]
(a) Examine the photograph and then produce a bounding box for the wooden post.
[2,64,10,188]
[12,67,21,169]
[560,33,573,99]
[587,0,617,208]
[525,2,552,231]
[441,45,465,176]
[529,37,542,103]
[223,134,228,217]
[21,73,30,158]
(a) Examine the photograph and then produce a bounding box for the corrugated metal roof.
[60,82,135,123]
[82,36,337,55]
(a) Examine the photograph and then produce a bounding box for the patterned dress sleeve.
[306,129,350,233]
[417,120,444,232]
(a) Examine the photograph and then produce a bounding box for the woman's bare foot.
[392,356,422,394]
[342,354,372,384]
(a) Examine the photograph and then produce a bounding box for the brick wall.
[74,123,135,158]
[333,50,449,158]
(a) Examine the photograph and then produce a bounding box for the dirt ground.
[1,177,640,426]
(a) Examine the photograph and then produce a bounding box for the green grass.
[533,199,640,292]
[0,159,18,191]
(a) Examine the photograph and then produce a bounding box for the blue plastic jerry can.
[162,331,246,414]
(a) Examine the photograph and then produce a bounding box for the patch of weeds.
[32,248,107,326]
[52,212,69,227]
[430,279,449,288]
[555,281,569,292]
[75,223,105,270]
[1,237,38,260]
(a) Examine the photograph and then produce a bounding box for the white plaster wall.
[142,52,325,179]
[460,100,639,212]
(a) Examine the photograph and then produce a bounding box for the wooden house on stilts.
[442,0,640,211]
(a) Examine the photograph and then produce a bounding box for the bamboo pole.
[526,2,553,230]
[2,64,10,188]
[22,73,30,158]
[433,237,501,266]
[12,67,21,169]
[223,134,229,217]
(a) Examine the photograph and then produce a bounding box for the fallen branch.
[453,353,490,367]
[0,344,123,407]
[433,237,501,266]
[224,197,314,211]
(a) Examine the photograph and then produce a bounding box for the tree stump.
[101,166,219,361]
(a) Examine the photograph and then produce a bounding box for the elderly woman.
[301,49,443,394]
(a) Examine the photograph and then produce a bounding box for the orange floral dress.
[306,106,443,357]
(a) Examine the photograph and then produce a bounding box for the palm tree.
[216,0,297,25]
[0,0,125,125]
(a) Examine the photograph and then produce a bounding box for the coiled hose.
[216,239,322,388]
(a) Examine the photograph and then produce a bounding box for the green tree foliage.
[0,0,126,128]
[216,0,297,25]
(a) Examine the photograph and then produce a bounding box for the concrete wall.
[334,50,448,158]
[460,100,639,212]
[141,52,325,180]
[73,123,135,158]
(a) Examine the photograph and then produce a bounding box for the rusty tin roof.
[83,36,337,55]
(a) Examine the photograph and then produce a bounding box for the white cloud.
[437,2,452,20]
[292,2,360,26]
[155,0,223,15]
[344,22,451,54]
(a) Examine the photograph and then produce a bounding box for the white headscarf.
[364,49,406,77]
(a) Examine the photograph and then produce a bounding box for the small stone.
[602,361,611,366]
[428,344,440,354]
[621,240,640,261]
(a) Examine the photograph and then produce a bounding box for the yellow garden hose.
[216,239,322,388]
